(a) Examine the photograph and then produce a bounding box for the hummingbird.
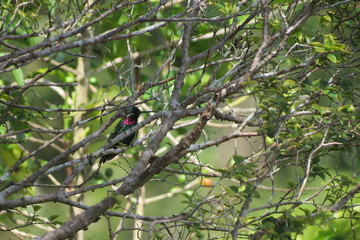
[99,106,153,165]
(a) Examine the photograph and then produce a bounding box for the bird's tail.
[98,153,117,166]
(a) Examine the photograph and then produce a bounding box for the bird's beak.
[140,111,158,113]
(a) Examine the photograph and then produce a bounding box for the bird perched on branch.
[99,106,142,165]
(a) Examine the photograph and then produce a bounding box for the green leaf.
[13,121,29,131]
[282,79,297,88]
[311,104,329,114]
[313,46,327,53]
[0,124,6,135]
[196,231,205,238]
[338,105,355,113]
[12,68,25,86]
[32,205,42,212]
[49,215,59,221]
[324,34,335,47]
[310,42,324,47]
[229,186,239,193]
[232,155,245,165]
[320,15,332,27]
[154,232,165,240]
[238,185,246,193]
[327,54,338,63]
[215,168,229,174]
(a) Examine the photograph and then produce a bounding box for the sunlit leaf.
[12,68,24,86]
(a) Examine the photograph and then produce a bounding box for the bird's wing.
[108,119,125,141]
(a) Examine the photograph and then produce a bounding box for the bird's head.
[125,106,141,119]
